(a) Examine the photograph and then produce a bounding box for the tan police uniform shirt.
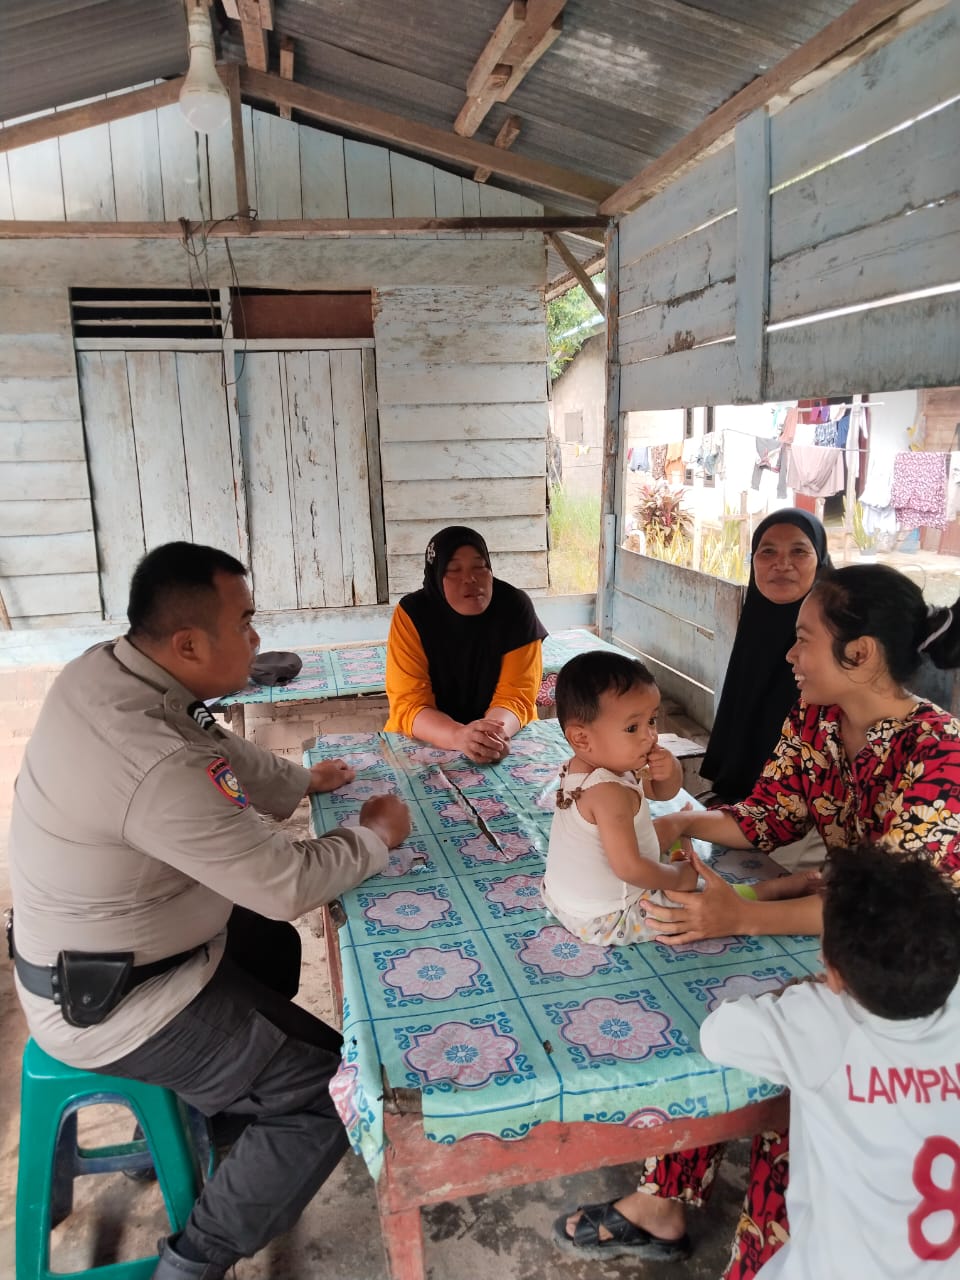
[10,636,388,1069]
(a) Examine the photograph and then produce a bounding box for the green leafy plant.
[845,498,877,552]
[547,487,601,593]
[547,278,604,381]
[633,481,693,546]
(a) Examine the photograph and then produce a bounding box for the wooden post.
[739,491,750,561]
[598,223,620,640]
[734,109,770,403]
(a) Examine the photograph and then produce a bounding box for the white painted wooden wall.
[0,102,550,626]
[0,288,100,625]
[607,0,960,714]
[617,0,960,412]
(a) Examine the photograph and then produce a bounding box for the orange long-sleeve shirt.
[384,603,542,736]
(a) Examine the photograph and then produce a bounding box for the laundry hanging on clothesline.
[891,451,948,530]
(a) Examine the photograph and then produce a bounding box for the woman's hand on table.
[307,759,356,793]
[359,794,412,849]
[457,718,510,765]
[645,848,746,945]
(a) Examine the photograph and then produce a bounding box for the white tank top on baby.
[544,766,661,919]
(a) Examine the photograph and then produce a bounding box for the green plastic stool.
[16,1038,206,1280]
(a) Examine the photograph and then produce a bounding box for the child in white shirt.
[542,651,698,945]
[700,843,960,1279]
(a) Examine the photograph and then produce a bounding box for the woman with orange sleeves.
[385,526,547,764]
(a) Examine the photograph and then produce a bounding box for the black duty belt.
[13,943,199,1001]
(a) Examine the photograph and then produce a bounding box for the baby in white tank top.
[542,651,698,946]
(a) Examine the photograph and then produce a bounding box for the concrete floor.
[0,704,748,1280]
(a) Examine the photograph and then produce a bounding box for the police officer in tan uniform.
[9,542,411,1279]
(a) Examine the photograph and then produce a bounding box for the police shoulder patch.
[206,756,248,808]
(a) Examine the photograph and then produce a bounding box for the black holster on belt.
[56,951,135,1028]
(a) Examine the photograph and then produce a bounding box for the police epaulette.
[187,701,218,731]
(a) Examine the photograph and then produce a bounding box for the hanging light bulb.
[179,3,230,133]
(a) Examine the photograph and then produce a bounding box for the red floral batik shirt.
[728,699,960,887]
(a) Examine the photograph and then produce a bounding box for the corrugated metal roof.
[0,0,187,122]
[1,0,859,284]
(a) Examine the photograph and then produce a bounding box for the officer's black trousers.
[99,910,348,1269]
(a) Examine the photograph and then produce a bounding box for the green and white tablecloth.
[307,719,820,1181]
[219,628,631,707]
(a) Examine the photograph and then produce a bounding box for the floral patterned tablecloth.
[219,628,631,707]
[307,720,820,1181]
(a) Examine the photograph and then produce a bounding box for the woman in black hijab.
[701,508,832,803]
[385,526,547,763]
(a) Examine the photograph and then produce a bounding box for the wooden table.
[308,722,808,1280]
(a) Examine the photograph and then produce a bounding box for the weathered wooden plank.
[771,97,960,264]
[300,128,348,219]
[76,350,145,618]
[387,515,547,556]
[479,182,525,240]
[389,153,438,217]
[618,280,735,365]
[175,353,242,559]
[0,571,100,618]
[381,439,545,481]
[331,349,378,604]
[13,612,104,630]
[765,292,960,400]
[374,321,546,364]
[109,109,165,221]
[771,2,960,191]
[0,498,92,536]
[0,378,79,421]
[619,341,738,412]
[241,104,259,218]
[206,111,239,222]
[375,285,545,325]
[383,476,543,521]
[361,348,388,602]
[735,109,770,403]
[597,223,620,641]
[0,334,75,378]
[378,402,548,443]
[0,287,69,335]
[0,237,547,289]
[58,124,117,221]
[253,112,302,219]
[238,352,298,611]
[156,104,204,222]
[126,351,192,547]
[619,215,736,318]
[0,154,14,220]
[618,143,735,267]
[433,167,465,241]
[344,139,393,217]
[376,362,547,406]
[0,461,89,501]
[388,549,547,595]
[0,531,97,577]
[283,350,344,607]
[0,420,84,462]
[7,138,65,220]
[771,199,960,325]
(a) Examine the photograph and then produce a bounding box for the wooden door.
[77,351,243,619]
[236,348,381,609]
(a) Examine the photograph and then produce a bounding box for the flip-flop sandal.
[552,1201,692,1261]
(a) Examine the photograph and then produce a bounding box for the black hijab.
[400,526,547,725]
[701,508,831,802]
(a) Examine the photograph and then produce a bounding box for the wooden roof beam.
[278,34,295,119]
[548,233,604,311]
[0,215,610,238]
[455,0,566,138]
[473,114,521,183]
[546,249,605,301]
[236,0,269,72]
[0,79,183,153]
[601,0,932,215]
[239,66,613,206]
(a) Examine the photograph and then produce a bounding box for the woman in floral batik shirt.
[555,563,960,1279]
